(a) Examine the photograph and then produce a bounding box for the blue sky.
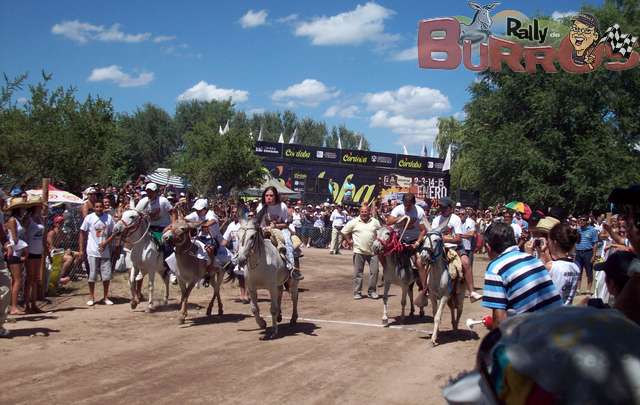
[1,0,600,154]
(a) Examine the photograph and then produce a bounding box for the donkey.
[459,2,500,45]
[420,231,465,346]
[236,215,299,340]
[371,223,419,326]
[162,219,232,324]
[113,210,169,312]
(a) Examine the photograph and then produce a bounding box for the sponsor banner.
[283,144,340,163]
[340,150,397,168]
[255,142,283,157]
[396,156,443,171]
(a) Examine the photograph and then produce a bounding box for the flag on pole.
[442,144,452,171]
[289,127,298,144]
[337,135,342,149]
[357,136,363,150]
[257,126,263,142]
[402,144,409,155]
[421,144,428,157]
[222,120,230,134]
[278,132,284,143]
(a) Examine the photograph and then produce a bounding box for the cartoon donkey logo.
[459,2,500,45]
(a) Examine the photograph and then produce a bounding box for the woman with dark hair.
[4,205,28,315]
[24,205,45,313]
[536,223,580,305]
[257,186,303,280]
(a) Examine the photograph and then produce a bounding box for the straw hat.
[4,195,44,211]
[532,217,560,234]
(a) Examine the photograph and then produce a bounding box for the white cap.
[84,187,97,194]
[455,202,462,207]
[193,198,208,211]
[145,182,158,191]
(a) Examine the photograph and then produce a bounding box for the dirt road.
[1,248,490,405]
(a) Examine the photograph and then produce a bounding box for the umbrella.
[505,201,532,218]
[27,185,83,205]
[146,168,188,188]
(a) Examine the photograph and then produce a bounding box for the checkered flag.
[601,24,638,58]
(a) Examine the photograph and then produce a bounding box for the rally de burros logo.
[418,2,639,73]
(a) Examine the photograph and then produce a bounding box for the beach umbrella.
[505,201,532,218]
[27,185,83,205]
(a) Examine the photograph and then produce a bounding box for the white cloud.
[391,46,417,61]
[88,65,154,87]
[324,104,359,118]
[363,85,450,118]
[177,81,249,103]
[240,9,268,28]
[52,20,151,43]
[277,14,299,24]
[453,111,466,120]
[551,11,576,20]
[271,79,339,107]
[17,97,28,105]
[370,111,439,146]
[294,2,399,46]
[153,35,176,43]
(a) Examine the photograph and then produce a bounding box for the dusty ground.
[1,247,491,405]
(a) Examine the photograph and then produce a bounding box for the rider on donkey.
[256,186,304,281]
[386,193,427,289]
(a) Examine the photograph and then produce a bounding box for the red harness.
[377,227,407,263]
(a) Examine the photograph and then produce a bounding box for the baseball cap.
[439,197,454,208]
[193,198,208,211]
[145,182,158,192]
[84,187,97,195]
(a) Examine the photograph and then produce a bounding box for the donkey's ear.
[485,2,500,10]
[468,2,483,10]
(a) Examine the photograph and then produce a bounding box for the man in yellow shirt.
[342,204,382,299]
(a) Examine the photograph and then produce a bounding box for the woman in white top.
[537,223,580,305]
[24,205,45,313]
[5,205,28,315]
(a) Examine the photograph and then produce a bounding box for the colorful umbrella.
[27,185,83,205]
[505,201,532,218]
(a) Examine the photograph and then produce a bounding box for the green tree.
[325,125,369,150]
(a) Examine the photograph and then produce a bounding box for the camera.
[533,238,543,249]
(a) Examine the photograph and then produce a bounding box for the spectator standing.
[5,203,28,315]
[575,214,599,294]
[0,190,11,336]
[482,222,561,329]
[537,223,580,305]
[342,204,381,299]
[329,205,347,255]
[222,207,247,303]
[24,204,45,313]
[79,200,115,306]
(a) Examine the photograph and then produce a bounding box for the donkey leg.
[162,271,170,306]
[146,271,156,313]
[249,289,266,330]
[408,283,415,316]
[129,267,139,310]
[382,281,391,326]
[276,286,283,322]
[261,290,279,340]
[400,286,407,324]
[177,279,187,324]
[289,280,299,325]
[432,296,448,346]
[216,270,224,315]
[181,283,195,324]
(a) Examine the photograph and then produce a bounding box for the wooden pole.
[39,178,50,300]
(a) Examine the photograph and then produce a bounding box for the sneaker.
[368,291,379,299]
[353,292,363,300]
[87,300,95,306]
[0,328,9,338]
[291,269,304,281]
[104,298,114,305]
[470,291,483,303]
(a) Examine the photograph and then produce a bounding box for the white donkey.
[113,210,169,312]
[236,216,299,340]
[162,219,231,324]
[420,231,465,346]
[460,2,500,45]
[371,223,419,326]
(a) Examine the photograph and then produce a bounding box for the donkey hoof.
[382,318,389,327]
[419,309,425,317]
[130,301,138,310]
[289,315,297,326]
[277,313,283,323]
[178,317,185,325]
[257,319,267,329]
[206,309,212,317]
[218,308,224,316]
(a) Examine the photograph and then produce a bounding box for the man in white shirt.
[431,197,482,302]
[185,198,223,256]
[329,205,347,255]
[386,193,427,290]
[79,200,115,306]
[135,183,172,238]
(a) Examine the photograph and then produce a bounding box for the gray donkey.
[459,2,500,45]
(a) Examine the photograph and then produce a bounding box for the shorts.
[88,256,112,282]
[28,253,43,260]
[6,255,24,265]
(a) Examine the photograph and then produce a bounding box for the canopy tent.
[27,184,83,205]
[146,168,188,188]
[241,177,300,198]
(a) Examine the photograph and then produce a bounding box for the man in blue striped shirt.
[482,222,561,328]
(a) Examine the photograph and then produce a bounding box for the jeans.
[575,249,594,283]
[353,254,379,294]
